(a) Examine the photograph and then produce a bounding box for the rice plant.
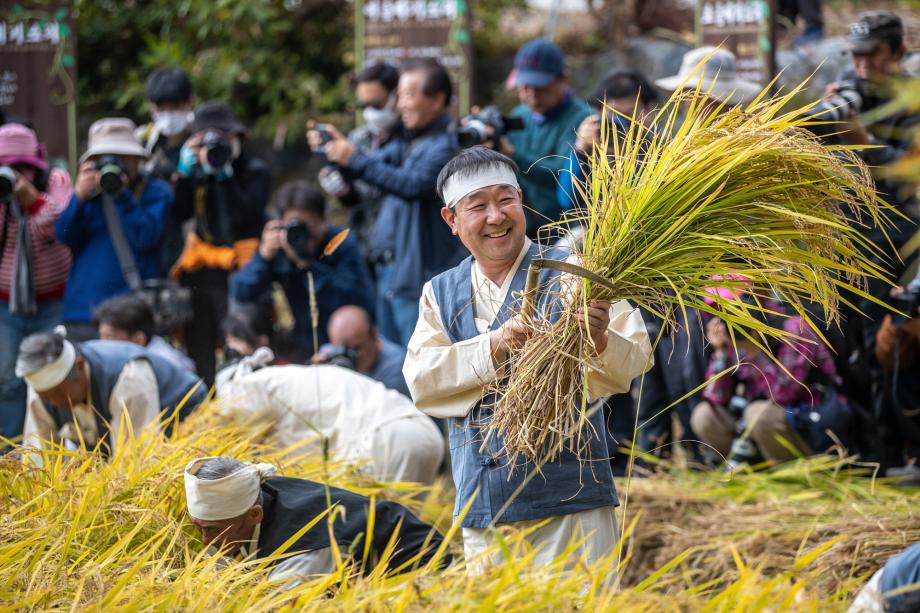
[489,81,897,464]
[2,410,916,611]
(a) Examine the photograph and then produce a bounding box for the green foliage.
[74,0,352,136]
[72,0,526,138]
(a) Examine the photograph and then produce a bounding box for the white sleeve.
[848,569,885,613]
[584,300,654,401]
[267,548,336,590]
[108,359,161,453]
[403,282,497,419]
[21,387,57,465]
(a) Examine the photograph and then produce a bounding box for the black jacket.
[257,477,449,574]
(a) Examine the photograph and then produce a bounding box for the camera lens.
[0,166,15,202]
[284,220,311,257]
[95,155,125,196]
[201,131,232,168]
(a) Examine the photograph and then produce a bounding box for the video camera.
[456,106,525,149]
[0,165,15,202]
[200,130,232,168]
[95,155,127,196]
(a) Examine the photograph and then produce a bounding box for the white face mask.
[153,111,191,137]
[362,95,398,135]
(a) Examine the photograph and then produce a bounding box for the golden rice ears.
[488,76,899,465]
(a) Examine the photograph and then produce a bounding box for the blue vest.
[430,243,618,529]
[880,541,920,612]
[45,340,206,453]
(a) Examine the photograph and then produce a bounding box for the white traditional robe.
[403,237,652,575]
[217,364,444,484]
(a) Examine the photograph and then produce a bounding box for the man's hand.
[497,136,515,157]
[575,115,601,153]
[489,315,531,363]
[579,299,610,355]
[258,220,285,260]
[307,122,355,166]
[706,317,730,356]
[74,161,101,203]
[13,171,39,208]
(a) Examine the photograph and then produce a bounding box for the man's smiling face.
[442,183,526,268]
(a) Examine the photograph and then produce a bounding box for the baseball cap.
[848,11,904,55]
[511,39,565,88]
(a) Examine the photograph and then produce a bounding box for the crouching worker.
[216,355,444,484]
[403,147,652,577]
[184,456,449,586]
[16,326,206,457]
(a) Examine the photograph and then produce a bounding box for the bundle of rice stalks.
[490,81,895,464]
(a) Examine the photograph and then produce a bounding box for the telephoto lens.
[95,155,126,196]
[201,131,232,168]
[0,165,15,202]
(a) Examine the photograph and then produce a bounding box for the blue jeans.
[375,264,420,347]
[0,299,64,441]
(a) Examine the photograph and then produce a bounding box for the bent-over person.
[217,360,443,484]
[184,456,449,588]
[402,147,651,578]
[16,327,205,458]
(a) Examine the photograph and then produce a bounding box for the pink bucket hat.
[0,123,48,171]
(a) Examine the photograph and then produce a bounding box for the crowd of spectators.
[1,9,919,486]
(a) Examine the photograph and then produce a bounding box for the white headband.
[442,164,520,209]
[184,457,278,521]
[19,339,77,392]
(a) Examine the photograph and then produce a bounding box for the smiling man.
[402,146,651,579]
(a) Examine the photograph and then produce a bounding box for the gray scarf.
[8,197,37,316]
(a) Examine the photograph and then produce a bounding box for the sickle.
[520,258,618,320]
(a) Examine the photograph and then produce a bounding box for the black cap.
[145,67,192,104]
[190,101,245,135]
[848,11,904,55]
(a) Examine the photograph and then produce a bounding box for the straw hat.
[80,118,147,163]
[655,46,762,106]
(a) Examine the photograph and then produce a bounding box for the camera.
[803,78,866,139]
[0,165,15,202]
[201,130,232,168]
[456,106,525,149]
[284,219,314,260]
[891,288,920,326]
[95,155,127,196]
[322,344,358,371]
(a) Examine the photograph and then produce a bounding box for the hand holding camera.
[259,218,316,268]
[575,115,602,153]
[75,160,122,202]
[177,131,235,178]
[0,165,39,208]
[306,122,355,167]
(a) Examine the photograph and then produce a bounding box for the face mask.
[362,96,399,135]
[230,136,242,160]
[153,111,191,137]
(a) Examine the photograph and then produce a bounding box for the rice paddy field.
[2,407,917,612]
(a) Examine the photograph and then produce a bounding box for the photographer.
[691,296,852,467]
[55,118,171,342]
[229,181,372,358]
[136,67,194,184]
[502,39,591,238]
[558,69,659,212]
[308,58,463,346]
[170,102,271,384]
[317,63,400,264]
[0,123,72,441]
[313,304,410,397]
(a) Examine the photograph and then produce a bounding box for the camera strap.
[101,191,142,292]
